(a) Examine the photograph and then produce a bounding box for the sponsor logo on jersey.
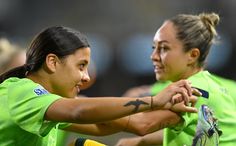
[34,87,49,95]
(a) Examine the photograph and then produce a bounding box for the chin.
[70,92,77,98]
[155,74,163,80]
[63,92,76,98]
[155,75,168,82]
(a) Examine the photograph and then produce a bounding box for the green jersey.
[0,77,62,146]
[211,75,236,105]
[150,71,236,146]
[37,123,71,146]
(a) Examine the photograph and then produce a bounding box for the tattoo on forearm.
[124,99,149,113]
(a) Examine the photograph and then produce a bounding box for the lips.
[75,84,81,93]
[153,65,164,73]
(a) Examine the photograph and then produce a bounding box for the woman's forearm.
[126,110,181,135]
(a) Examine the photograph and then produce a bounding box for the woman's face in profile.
[151,21,190,82]
[52,47,91,98]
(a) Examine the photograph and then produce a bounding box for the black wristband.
[75,137,86,146]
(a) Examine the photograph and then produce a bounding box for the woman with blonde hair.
[116,12,236,146]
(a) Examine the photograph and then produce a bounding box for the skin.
[116,130,163,146]
[48,30,200,144]
[151,21,201,82]
[48,47,90,98]
[28,47,91,98]
[115,21,203,145]
[25,46,197,125]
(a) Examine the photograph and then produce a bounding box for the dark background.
[1,0,236,145]
[1,0,235,97]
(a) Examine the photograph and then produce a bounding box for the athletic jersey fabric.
[151,71,236,146]
[0,77,62,146]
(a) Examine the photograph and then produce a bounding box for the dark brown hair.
[0,26,90,83]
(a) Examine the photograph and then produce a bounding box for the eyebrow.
[158,40,169,44]
[153,40,169,46]
[78,60,89,64]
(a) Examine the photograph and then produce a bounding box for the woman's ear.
[45,53,60,73]
[187,48,200,65]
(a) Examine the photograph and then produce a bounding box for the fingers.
[170,101,198,113]
[168,80,192,105]
[189,95,198,107]
[181,106,198,113]
[171,93,183,104]
[192,88,202,96]
[171,80,204,105]
[173,87,189,105]
[155,80,201,109]
[175,80,192,96]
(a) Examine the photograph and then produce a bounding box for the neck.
[26,70,53,93]
[182,66,203,79]
[172,66,203,82]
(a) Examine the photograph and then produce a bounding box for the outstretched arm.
[63,117,130,136]
[124,110,181,136]
[61,90,198,136]
[115,130,163,146]
[45,80,196,124]
[63,109,181,136]
[45,97,153,124]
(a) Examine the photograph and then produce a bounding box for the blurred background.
[1,0,236,145]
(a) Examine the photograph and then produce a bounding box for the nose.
[81,70,90,83]
[150,48,160,61]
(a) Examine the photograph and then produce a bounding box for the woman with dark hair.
[0,26,198,146]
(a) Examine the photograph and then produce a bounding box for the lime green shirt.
[37,123,71,146]
[0,77,62,146]
[211,75,236,105]
[151,71,236,146]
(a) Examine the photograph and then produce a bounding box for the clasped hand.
[152,80,201,113]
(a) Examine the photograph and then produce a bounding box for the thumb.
[181,106,198,113]
[171,101,198,113]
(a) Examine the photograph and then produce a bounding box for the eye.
[152,45,156,50]
[79,63,86,70]
[159,46,164,51]
[158,45,168,53]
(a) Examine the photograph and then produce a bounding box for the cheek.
[75,70,83,81]
[163,51,186,66]
[64,67,82,84]
[161,53,172,68]
[162,53,182,75]
[167,56,188,76]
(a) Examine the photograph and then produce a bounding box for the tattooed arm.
[46,96,153,123]
[115,130,163,146]
[124,110,181,135]
[46,80,196,123]
[63,109,180,136]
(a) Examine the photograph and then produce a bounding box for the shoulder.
[3,77,38,89]
[151,81,171,94]
[7,78,40,95]
[188,71,212,91]
[6,77,61,103]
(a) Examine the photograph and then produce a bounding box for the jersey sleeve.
[58,122,72,129]
[7,79,62,136]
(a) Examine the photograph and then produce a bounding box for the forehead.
[153,21,178,44]
[66,47,91,63]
